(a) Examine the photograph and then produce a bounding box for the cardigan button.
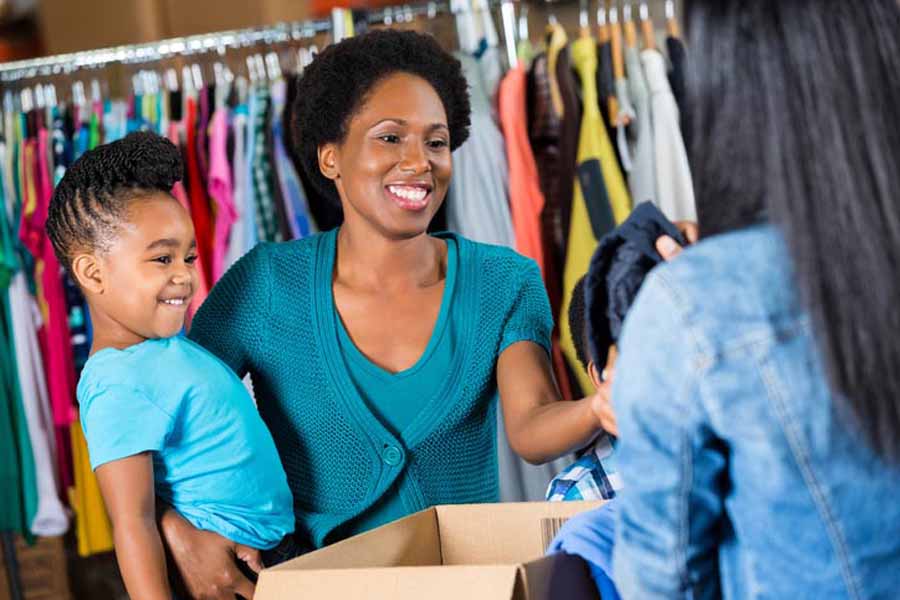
[382,445,404,467]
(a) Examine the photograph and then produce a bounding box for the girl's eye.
[185,255,199,265]
[428,139,449,149]
[153,255,172,265]
[378,134,401,144]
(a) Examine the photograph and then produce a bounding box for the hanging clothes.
[6,133,71,538]
[270,78,314,240]
[207,107,239,282]
[223,100,250,271]
[642,48,697,222]
[0,156,38,540]
[498,65,546,274]
[446,53,514,248]
[526,50,577,404]
[560,35,633,394]
[18,117,78,445]
[251,86,284,244]
[68,418,113,556]
[167,115,210,319]
[184,95,216,284]
[623,46,656,207]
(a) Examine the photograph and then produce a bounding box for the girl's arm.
[95,453,171,600]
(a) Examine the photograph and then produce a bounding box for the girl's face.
[85,194,198,347]
[319,72,452,239]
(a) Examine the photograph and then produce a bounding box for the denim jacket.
[611,226,900,600]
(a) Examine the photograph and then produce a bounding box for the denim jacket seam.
[759,361,863,599]
[657,270,717,593]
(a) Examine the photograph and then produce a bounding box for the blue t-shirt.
[76,336,294,549]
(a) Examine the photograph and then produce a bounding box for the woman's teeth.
[388,185,428,201]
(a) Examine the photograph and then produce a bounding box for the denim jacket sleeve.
[611,267,727,600]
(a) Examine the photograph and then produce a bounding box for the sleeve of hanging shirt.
[499,258,554,356]
[80,384,175,471]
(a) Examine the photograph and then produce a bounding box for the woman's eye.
[378,134,401,144]
[153,255,172,265]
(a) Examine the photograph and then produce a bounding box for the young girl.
[46,132,296,600]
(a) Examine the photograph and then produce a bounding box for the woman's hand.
[159,508,262,600]
[588,380,618,437]
[656,221,699,260]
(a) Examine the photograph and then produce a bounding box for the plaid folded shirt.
[546,434,623,501]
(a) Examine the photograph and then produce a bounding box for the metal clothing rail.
[0,1,447,83]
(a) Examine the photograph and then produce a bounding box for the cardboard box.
[256,501,605,600]
[163,0,310,38]
[37,0,167,55]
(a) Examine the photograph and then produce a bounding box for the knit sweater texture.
[189,228,553,548]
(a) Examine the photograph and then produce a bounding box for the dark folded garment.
[585,202,688,367]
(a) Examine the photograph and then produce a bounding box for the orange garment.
[498,65,546,277]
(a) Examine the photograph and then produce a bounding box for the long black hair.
[686,0,900,460]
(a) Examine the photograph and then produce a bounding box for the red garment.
[499,66,547,276]
[167,122,210,324]
[184,97,215,285]
[19,130,77,489]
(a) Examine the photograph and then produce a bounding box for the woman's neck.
[335,222,445,292]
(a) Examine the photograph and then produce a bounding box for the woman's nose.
[398,141,431,174]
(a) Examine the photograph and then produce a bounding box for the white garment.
[641,49,697,222]
[447,53,515,248]
[624,46,656,206]
[8,274,70,536]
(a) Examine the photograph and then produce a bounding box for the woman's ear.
[71,253,105,296]
[318,143,339,181]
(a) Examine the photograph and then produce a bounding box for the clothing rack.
[0,0,454,84]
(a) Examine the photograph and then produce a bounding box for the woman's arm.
[95,454,172,600]
[497,341,614,464]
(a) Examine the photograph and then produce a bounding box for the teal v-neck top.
[336,238,459,535]
[189,228,553,549]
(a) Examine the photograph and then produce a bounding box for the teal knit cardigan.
[189,229,552,549]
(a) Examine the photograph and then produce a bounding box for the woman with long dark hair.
[612,0,900,597]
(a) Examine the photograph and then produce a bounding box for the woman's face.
[319,72,452,239]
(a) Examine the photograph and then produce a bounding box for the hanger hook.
[665,0,675,20]
[640,1,649,21]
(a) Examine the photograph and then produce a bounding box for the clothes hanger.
[666,0,681,39]
[578,0,592,39]
[623,2,638,49]
[477,0,499,50]
[609,2,629,125]
[597,3,610,44]
[500,0,518,69]
[640,2,656,50]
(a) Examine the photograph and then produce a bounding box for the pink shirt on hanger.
[207,109,238,283]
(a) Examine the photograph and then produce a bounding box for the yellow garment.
[545,23,568,118]
[69,418,114,556]
[560,35,633,394]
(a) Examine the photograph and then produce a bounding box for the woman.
[158,30,617,599]
[612,0,900,598]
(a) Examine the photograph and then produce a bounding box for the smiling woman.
[162,29,618,599]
